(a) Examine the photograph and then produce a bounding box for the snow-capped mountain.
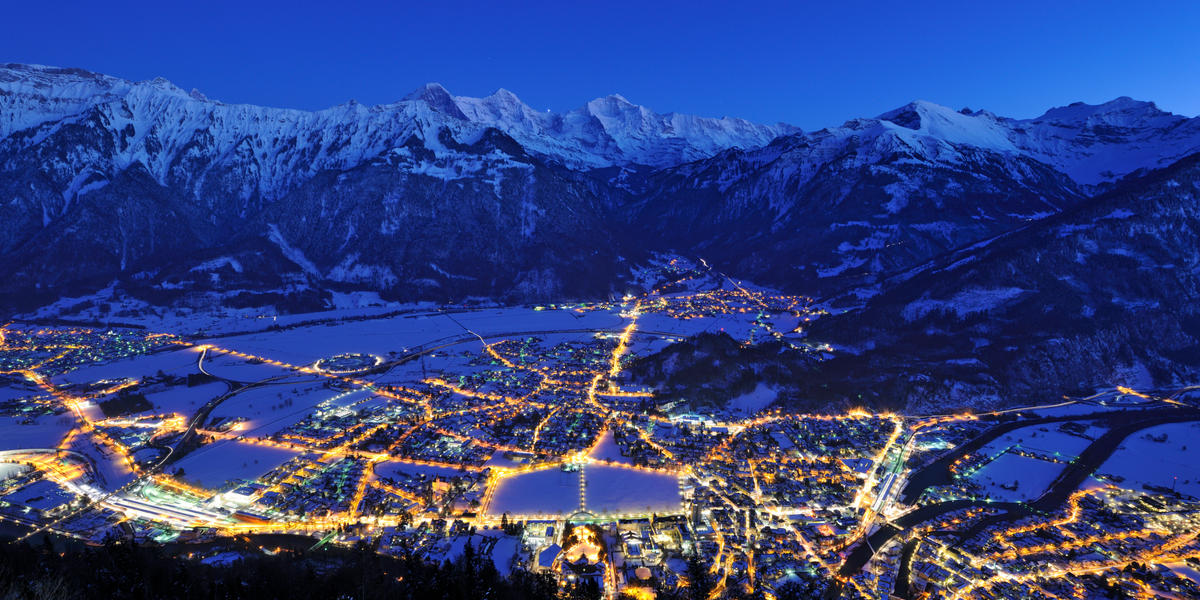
[629,98,1200,298]
[0,63,795,304]
[882,98,1200,187]
[406,82,799,169]
[2,61,1199,320]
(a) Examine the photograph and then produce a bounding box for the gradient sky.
[4,0,1197,130]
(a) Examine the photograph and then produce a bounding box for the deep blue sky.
[4,0,1197,130]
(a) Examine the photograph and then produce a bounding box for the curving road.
[839,408,1200,578]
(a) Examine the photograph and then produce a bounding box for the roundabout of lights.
[312,353,383,375]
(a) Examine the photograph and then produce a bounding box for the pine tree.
[685,552,712,600]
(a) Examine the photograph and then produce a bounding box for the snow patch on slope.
[266,223,320,277]
[903,287,1027,321]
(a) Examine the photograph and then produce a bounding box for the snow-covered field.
[1024,403,1114,418]
[66,434,135,490]
[1166,562,1200,586]
[52,348,201,386]
[586,431,634,465]
[170,440,301,489]
[727,383,778,415]
[0,416,73,450]
[375,459,474,481]
[1098,423,1200,497]
[143,382,224,419]
[0,386,36,402]
[206,384,333,437]
[483,452,528,470]
[487,463,681,517]
[21,292,443,337]
[968,453,1066,502]
[0,463,29,480]
[487,467,580,517]
[623,336,682,359]
[582,464,681,515]
[487,535,521,573]
[635,313,757,340]
[201,355,295,382]
[204,307,628,369]
[973,422,1106,462]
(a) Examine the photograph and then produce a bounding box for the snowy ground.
[0,463,28,480]
[635,313,757,340]
[51,348,202,386]
[374,459,475,482]
[0,416,73,450]
[483,452,529,470]
[976,423,1106,461]
[487,466,581,518]
[200,354,295,382]
[66,433,135,491]
[727,383,778,416]
[203,307,628,369]
[206,384,333,438]
[1022,403,1110,418]
[0,386,36,402]
[1024,400,1156,418]
[586,431,634,466]
[623,336,682,360]
[582,464,682,515]
[18,288,443,337]
[1166,562,1200,586]
[169,440,301,490]
[143,382,225,419]
[200,551,245,566]
[1098,423,1200,497]
[487,535,521,573]
[968,453,1067,502]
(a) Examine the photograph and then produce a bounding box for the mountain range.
[2,62,1199,408]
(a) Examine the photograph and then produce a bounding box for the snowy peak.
[0,63,133,138]
[0,65,795,172]
[415,82,797,168]
[1013,97,1200,185]
[401,83,468,120]
[585,94,638,117]
[452,87,540,128]
[0,63,126,97]
[1031,97,1173,127]
[865,97,1200,185]
[875,100,1016,152]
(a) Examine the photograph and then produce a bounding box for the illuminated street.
[1,259,1198,599]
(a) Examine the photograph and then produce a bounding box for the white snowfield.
[488,467,582,517]
[1098,423,1200,498]
[169,439,302,490]
[486,463,681,518]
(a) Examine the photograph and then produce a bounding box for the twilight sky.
[4,0,1197,130]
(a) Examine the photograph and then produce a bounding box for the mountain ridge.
[2,62,1199,325]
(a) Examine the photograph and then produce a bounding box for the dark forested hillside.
[0,533,565,600]
[802,152,1200,411]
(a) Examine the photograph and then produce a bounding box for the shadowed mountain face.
[625,99,1200,300]
[3,63,1200,407]
[801,153,1200,411]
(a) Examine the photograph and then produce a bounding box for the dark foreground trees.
[0,533,560,600]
